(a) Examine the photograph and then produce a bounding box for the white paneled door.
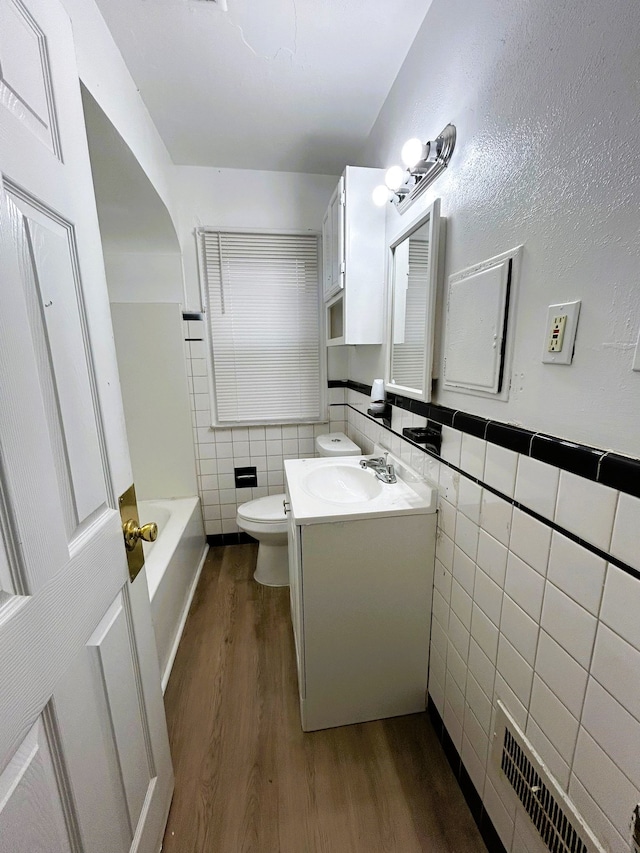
[0,1,173,852]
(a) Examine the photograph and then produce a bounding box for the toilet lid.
[237,494,286,523]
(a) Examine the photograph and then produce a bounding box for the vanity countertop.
[284,453,437,526]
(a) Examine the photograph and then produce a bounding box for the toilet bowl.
[236,494,289,587]
[236,432,361,587]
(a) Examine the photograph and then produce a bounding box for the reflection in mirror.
[391,221,430,388]
[385,199,441,402]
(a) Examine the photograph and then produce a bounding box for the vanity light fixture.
[373,123,456,213]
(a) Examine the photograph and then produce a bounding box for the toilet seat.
[237,494,287,530]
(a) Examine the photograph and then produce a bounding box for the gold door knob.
[123,519,158,551]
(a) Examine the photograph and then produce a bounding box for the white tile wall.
[528,675,579,763]
[508,509,551,576]
[458,476,482,524]
[441,425,462,465]
[525,716,570,790]
[610,492,640,572]
[546,532,606,615]
[484,442,518,498]
[539,583,597,669]
[460,433,486,478]
[499,596,537,665]
[600,563,640,649]
[344,388,640,853]
[571,730,639,841]
[184,319,339,536]
[555,471,618,552]
[514,455,559,521]
[534,630,588,719]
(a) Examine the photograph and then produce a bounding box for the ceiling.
[93,0,432,175]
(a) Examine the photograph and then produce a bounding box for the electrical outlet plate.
[547,314,567,351]
[542,300,581,365]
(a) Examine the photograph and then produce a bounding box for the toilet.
[236,431,361,586]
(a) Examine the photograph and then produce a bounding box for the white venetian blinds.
[200,230,322,424]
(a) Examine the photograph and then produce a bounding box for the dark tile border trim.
[599,452,640,500]
[427,697,507,853]
[336,386,640,584]
[207,532,256,546]
[331,379,640,499]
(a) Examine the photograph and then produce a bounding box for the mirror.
[385,199,442,402]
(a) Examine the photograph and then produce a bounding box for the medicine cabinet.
[323,166,386,346]
[384,199,443,402]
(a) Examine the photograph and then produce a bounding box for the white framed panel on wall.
[442,246,522,401]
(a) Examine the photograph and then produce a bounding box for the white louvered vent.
[492,702,605,853]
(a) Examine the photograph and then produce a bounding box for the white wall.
[173,166,338,309]
[104,253,185,303]
[111,303,197,500]
[355,0,640,457]
[62,0,179,236]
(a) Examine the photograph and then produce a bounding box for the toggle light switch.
[542,300,581,365]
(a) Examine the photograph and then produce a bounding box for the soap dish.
[402,426,442,455]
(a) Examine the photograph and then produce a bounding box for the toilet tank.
[315,432,361,457]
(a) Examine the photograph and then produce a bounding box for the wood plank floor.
[162,544,486,852]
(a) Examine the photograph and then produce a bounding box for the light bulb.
[401,138,425,169]
[372,185,390,206]
[384,165,405,191]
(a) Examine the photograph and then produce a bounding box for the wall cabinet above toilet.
[322,166,387,346]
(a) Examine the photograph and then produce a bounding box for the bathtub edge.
[161,540,209,694]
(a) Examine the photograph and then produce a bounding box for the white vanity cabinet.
[285,495,436,732]
[323,166,387,345]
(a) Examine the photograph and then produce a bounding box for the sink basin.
[302,464,383,503]
[285,452,437,525]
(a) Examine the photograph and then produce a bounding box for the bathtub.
[139,497,208,692]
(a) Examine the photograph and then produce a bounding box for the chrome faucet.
[359,453,397,484]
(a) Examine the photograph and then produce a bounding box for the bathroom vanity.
[284,453,437,732]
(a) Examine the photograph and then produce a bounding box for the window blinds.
[200,230,322,424]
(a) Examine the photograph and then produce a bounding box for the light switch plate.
[542,300,581,365]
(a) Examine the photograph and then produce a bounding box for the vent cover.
[492,702,605,853]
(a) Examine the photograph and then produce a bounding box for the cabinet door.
[323,178,344,301]
[321,206,333,301]
[286,515,305,698]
